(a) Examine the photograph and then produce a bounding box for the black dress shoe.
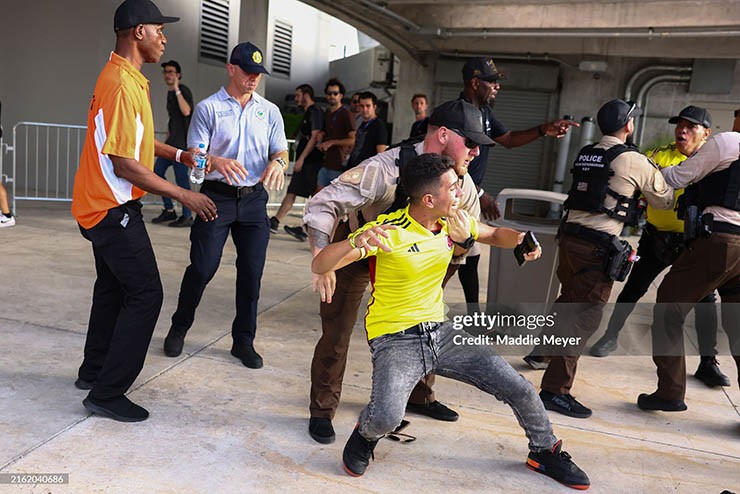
[637,392,687,412]
[83,395,149,422]
[308,417,336,444]
[695,356,731,387]
[231,345,264,369]
[163,329,186,357]
[589,334,618,357]
[405,401,459,421]
[74,378,95,390]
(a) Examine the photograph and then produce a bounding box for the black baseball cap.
[114,0,179,32]
[161,60,181,73]
[597,98,643,134]
[429,100,495,146]
[462,57,505,82]
[668,105,712,128]
[230,42,270,75]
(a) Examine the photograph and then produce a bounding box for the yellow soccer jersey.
[646,143,685,233]
[349,206,478,340]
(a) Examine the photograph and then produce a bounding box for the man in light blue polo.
[163,41,289,368]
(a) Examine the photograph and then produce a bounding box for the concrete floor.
[0,201,738,494]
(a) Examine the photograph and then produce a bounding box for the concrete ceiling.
[301,0,740,63]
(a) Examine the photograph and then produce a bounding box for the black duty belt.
[712,221,740,235]
[202,180,263,198]
[559,222,614,248]
[396,321,443,336]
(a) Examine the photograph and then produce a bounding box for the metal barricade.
[9,122,87,214]
[3,120,301,215]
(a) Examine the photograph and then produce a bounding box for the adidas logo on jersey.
[407,243,420,253]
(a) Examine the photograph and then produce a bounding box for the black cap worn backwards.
[229,42,270,75]
[429,100,495,146]
[462,57,504,82]
[114,0,179,32]
[597,98,643,135]
[668,105,712,128]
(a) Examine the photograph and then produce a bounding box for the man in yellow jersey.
[71,0,240,422]
[589,106,729,386]
[312,153,589,489]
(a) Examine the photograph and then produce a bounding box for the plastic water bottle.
[190,144,207,184]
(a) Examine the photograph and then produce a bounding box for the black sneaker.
[527,440,590,490]
[163,328,186,357]
[405,401,459,422]
[694,356,731,387]
[168,216,194,228]
[342,426,379,477]
[83,395,149,422]
[523,355,550,370]
[269,216,279,234]
[540,390,592,418]
[152,209,177,224]
[231,345,264,369]
[308,417,336,444]
[284,225,308,241]
[74,378,95,390]
[589,334,618,357]
[637,392,687,412]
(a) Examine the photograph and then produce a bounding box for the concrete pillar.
[392,55,437,143]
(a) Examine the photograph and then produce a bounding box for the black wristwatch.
[453,235,475,249]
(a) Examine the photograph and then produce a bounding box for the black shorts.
[287,160,321,198]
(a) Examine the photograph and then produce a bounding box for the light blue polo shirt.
[188,87,288,187]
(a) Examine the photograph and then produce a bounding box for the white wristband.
[477,188,485,198]
[175,90,182,96]
[175,149,183,163]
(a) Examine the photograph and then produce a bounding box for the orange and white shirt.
[72,52,155,229]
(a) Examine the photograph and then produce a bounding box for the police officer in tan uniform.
[303,100,491,444]
[536,99,674,419]
[638,109,740,412]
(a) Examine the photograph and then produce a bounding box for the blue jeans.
[358,321,557,452]
[170,184,270,346]
[317,167,342,187]
[154,157,192,218]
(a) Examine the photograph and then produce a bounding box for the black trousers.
[78,201,163,400]
[605,229,718,356]
[170,185,270,347]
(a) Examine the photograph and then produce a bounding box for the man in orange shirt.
[71,0,239,422]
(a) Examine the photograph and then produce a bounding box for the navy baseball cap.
[429,100,495,146]
[462,57,505,82]
[597,99,643,134]
[668,105,712,128]
[114,0,179,32]
[230,42,270,75]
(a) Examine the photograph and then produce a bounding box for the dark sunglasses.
[326,91,340,96]
[734,109,740,118]
[384,420,416,443]
[449,129,479,149]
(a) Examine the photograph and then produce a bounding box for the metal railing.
[2,120,303,215]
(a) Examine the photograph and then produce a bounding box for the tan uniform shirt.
[568,135,674,236]
[304,140,480,241]
[661,131,740,227]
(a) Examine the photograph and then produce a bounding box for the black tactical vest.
[564,143,644,226]
[682,157,740,212]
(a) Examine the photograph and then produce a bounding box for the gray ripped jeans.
[358,321,557,452]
